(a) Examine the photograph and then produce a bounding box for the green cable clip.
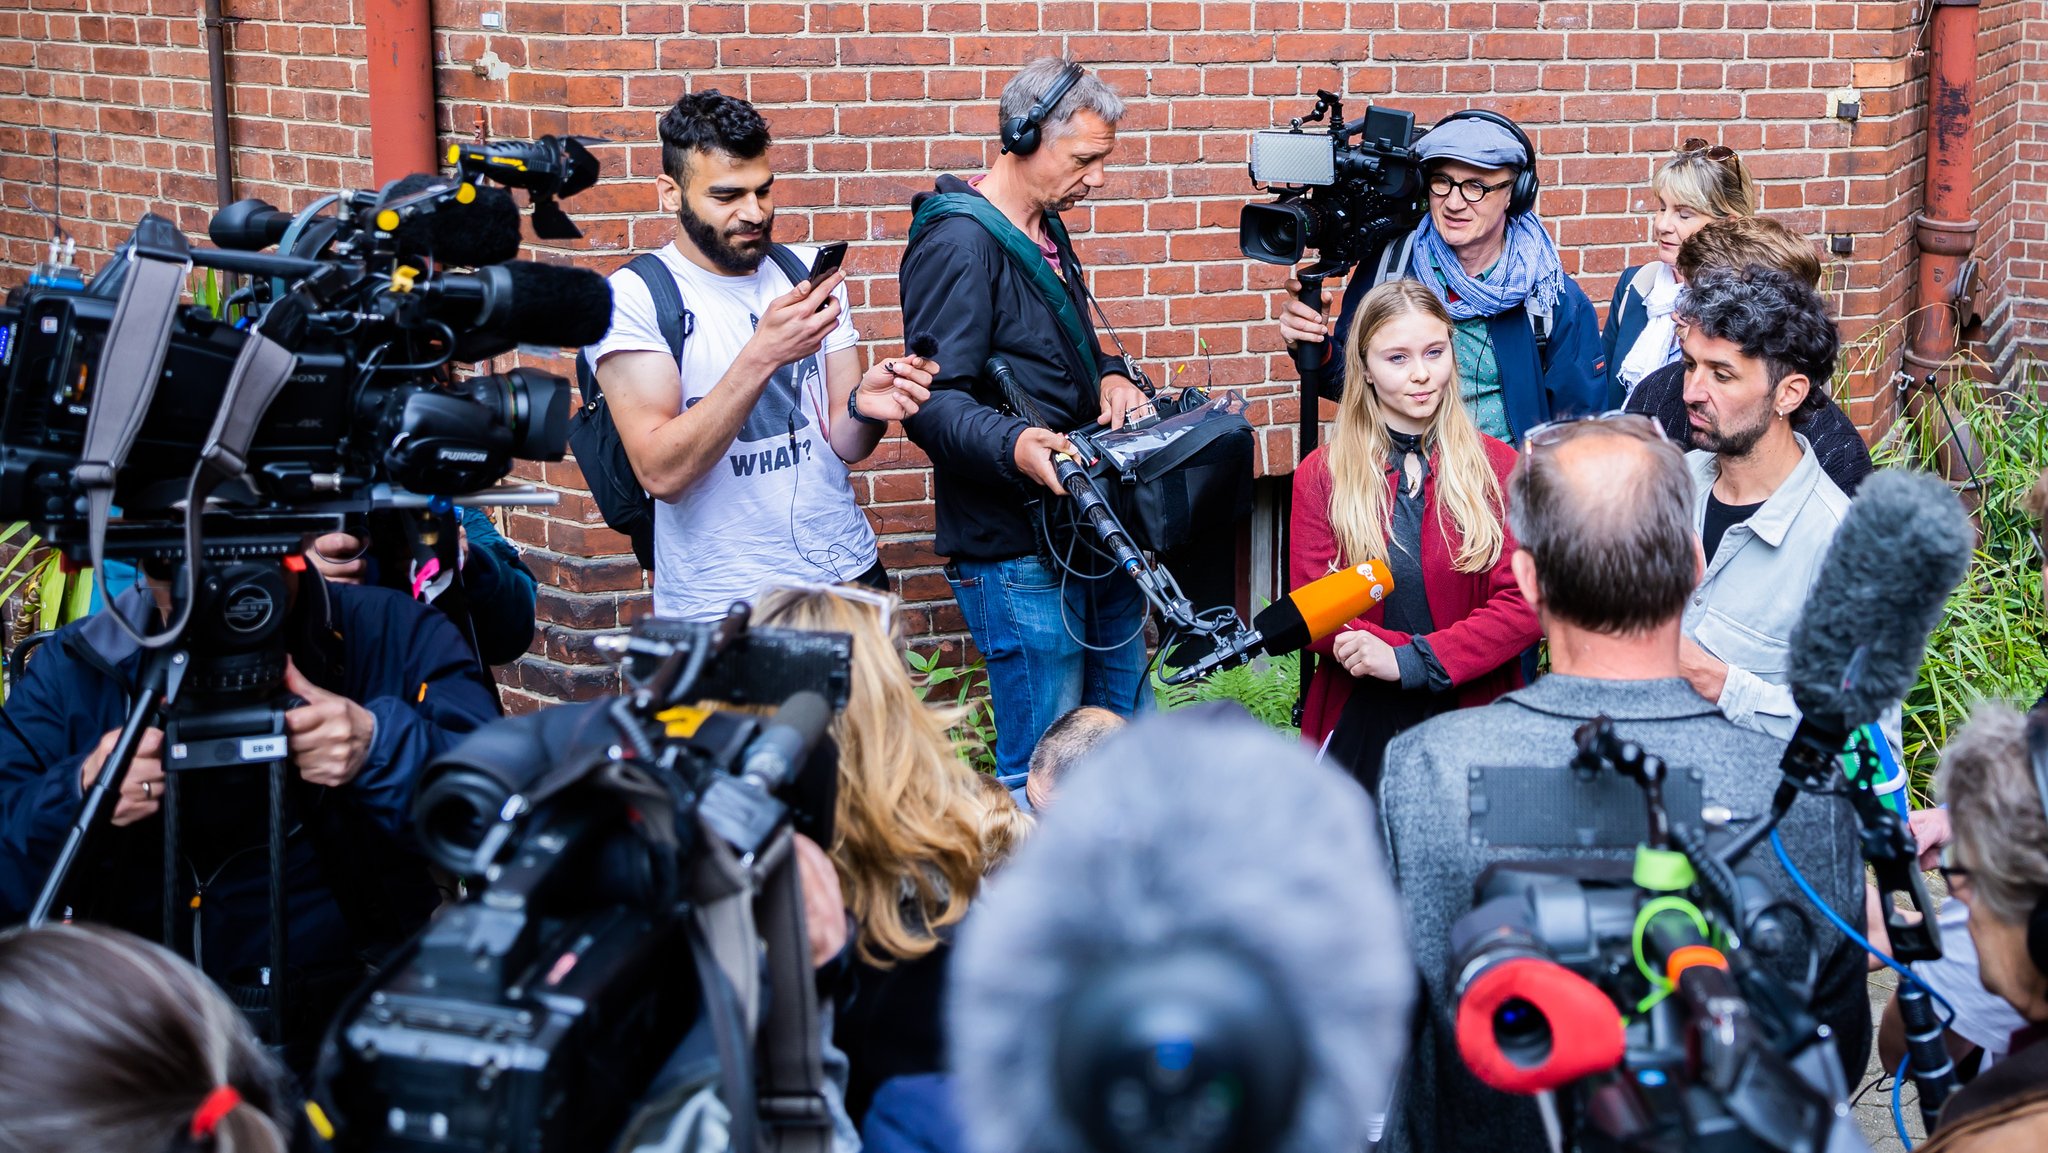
[1632,845,1695,892]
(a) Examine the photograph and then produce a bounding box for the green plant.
[1873,366,2048,800]
[0,523,96,700]
[905,646,999,775]
[1154,650,1301,737]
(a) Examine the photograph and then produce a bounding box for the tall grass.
[1874,364,2048,797]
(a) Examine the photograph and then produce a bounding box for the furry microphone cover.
[1786,468,1973,734]
[949,715,1415,1153]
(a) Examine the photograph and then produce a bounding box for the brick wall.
[2,0,2042,709]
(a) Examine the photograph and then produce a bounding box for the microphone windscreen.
[1787,469,1973,734]
[951,716,1414,1153]
[909,332,939,359]
[388,174,523,267]
[1255,560,1393,655]
[498,260,613,349]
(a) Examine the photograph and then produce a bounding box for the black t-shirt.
[1702,492,1765,563]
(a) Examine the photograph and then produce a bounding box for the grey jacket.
[1377,674,1871,1153]
[1683,437,1852,739]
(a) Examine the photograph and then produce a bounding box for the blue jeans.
[946,554,1148,784]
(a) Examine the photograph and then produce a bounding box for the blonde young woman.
[1291,281,1541,792]
[1602,137,1758,405]
[750,585,994,1134]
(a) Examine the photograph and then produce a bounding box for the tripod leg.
[269,757,287,1047]
[163,770,180,948]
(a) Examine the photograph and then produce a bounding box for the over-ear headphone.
[2023,707,2048,973]
[1430,109,1541,217]
[1001,62,1086,157]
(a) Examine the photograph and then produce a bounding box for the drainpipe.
[201,0,237,207]
[365,0,438,185]
[1900,0,1983,486]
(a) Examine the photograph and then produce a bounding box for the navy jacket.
[1601,263,1653,408]
[0,575,501,980]
[1327,236,1605,439]
[361,506,538,667]
[900,175,1121,561]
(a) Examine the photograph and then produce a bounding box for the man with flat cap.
[1275,110,1604,439]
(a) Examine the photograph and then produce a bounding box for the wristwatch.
[847,384,890,428]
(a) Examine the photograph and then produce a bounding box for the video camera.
[315,607,852,1153]
[1448,719,1862,1153]
[0,136,609,566]
[1240,91,1426,269]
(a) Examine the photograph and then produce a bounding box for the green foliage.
[1154,650,1301,737]
[1874,374,2048,800]
[904,646,999,775]
[0,523,95,700]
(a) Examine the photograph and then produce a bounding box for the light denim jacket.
[1682,436,1851,739]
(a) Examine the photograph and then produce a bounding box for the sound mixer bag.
[1074,389,1255,554]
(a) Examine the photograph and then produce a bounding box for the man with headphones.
[897,58,1153,785]
[1276,110,1605,441]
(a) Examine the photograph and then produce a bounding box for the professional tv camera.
[7,142,609,1048]
[1448,718,1865,1153]
[1240,91,1427,271]
[315,607,853,1153]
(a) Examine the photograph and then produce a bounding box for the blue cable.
[1891,1054,1912,1150]
[1769,829,1958,1150]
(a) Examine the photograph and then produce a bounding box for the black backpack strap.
[766,244,812,288]
[625,250,693,365]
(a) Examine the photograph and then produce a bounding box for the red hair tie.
[189,1085,242,1142]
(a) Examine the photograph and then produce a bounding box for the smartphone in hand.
[808,241,848,282]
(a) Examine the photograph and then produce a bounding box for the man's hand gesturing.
[283,658,375,788]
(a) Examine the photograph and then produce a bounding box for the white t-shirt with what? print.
[583,242,878,621]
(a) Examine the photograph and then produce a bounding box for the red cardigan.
[1291,436,1540,747]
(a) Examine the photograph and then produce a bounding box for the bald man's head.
[1507,422,1698,635]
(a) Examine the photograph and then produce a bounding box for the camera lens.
[1492,997,1554,1068]
[1238,201,1317,266]
[461,368,571,461]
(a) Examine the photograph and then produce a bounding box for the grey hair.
[1937,702,2048,925]
[950,715,1414,1153]
[0,924,290,1153]
[1506,425,1698,635]
[997,57,1125,143]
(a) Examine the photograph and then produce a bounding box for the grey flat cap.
[1414,116,1528,169]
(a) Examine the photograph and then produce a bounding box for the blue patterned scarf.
[1412,211,1564,322]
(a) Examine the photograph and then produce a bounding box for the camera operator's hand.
[1333,629,1399,681]
[307,532,369,585]
[283,659,375,788]
[1278,274,1340,347]
[1909,807,1952,871]
[79,726,166,827]
[1012,427,1077,495]
[743,269,848,372]
[855,354,936,423]
[794,832,849,970]
[1098,373,1148,432]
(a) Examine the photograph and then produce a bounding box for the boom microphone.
[951,715,1414,1153]
[1786,468,1973,735]
[435,260,614,361]
[1165,560,1392,685]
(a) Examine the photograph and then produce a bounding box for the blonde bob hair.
[1652,142,1757,220]
[1326,280,1505,574]
[752,585,989,966]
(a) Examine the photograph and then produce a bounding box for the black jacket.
[899,176,1120,562]
[0,576,502,984]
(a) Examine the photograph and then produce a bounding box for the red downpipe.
[1901,0,1982,483]
[365,0,437,184]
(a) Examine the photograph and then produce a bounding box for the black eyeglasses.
[1939,844,1974,900]
[1677,137,1738,164]
[1426,173,1515,204]
[1521,411,1669,453]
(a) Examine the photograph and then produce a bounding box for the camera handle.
[1289,260,1354,459]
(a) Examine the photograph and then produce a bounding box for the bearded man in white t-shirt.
[587,90,935,620]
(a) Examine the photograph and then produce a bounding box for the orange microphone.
[1165,560,1391,685]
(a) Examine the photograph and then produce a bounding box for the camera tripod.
[29,545,312,1047]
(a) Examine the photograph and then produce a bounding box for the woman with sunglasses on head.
[1602,137,1758,407]
[1292,281,1540,792]
[750,582,998,1150]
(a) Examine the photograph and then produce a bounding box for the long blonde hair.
[752,587,989,967]
[1326,280,1505,574]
